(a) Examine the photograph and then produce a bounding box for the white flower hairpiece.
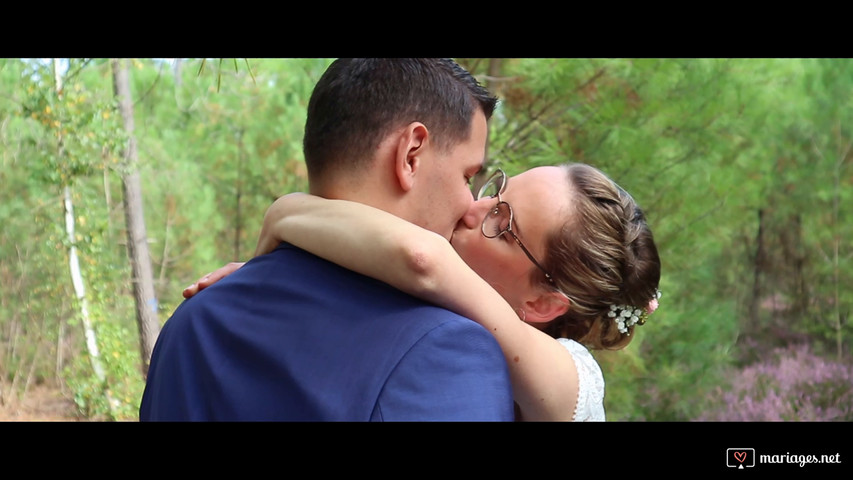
[608,289,662,335]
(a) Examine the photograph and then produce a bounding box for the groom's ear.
[523,290,570,325]
[394,122,429,192]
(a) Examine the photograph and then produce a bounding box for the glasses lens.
[477,171,504,200]
[482,202,511,238]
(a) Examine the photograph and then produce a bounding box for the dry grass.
[0,383,80,422]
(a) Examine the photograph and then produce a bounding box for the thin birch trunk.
[53,60,112,406]
[64,186,108,382]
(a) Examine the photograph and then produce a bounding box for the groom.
[139,59,514,421]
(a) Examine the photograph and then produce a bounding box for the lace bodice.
[557,338,605,422]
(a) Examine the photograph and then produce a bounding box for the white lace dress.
[557,338,606,422]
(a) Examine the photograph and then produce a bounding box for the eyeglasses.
[476,169,555,285]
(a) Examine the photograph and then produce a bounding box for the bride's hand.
[182,262,246,299]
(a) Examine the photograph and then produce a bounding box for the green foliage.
[18,60,127,187]
[129,59,328,312]
[485,58,852,420]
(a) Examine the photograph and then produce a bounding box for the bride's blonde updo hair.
[540,163,661,350]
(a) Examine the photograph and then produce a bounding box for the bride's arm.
[255,193,464,299]
[258,193,579,421]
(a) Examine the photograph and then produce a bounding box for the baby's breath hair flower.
[607,289,662,335]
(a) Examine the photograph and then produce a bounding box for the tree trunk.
[234,128,244,261]
[64,186,108,384]
[173,58,183,88]
[110,59,161,377]
[472,58,505,191]
[484,58,503,167]
[748,208,766,330]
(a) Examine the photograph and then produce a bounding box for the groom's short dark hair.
[303,58,497,182]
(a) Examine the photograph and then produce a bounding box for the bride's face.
[450,166,571,308]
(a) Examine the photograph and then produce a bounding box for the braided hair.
[540,163,661,350]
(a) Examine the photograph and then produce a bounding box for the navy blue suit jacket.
[139,242,514,421]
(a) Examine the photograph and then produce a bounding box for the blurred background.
[0,58,850,421]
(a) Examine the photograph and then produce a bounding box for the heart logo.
[734,451,747,463]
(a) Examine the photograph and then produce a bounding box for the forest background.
[0,58,850,421]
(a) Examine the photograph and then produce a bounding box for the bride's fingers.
[183,262,247,299]
[182,282,201,299]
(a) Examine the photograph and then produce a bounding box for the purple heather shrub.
[699,344,853,421]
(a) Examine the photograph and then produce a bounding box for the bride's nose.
[460,197,492,230]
